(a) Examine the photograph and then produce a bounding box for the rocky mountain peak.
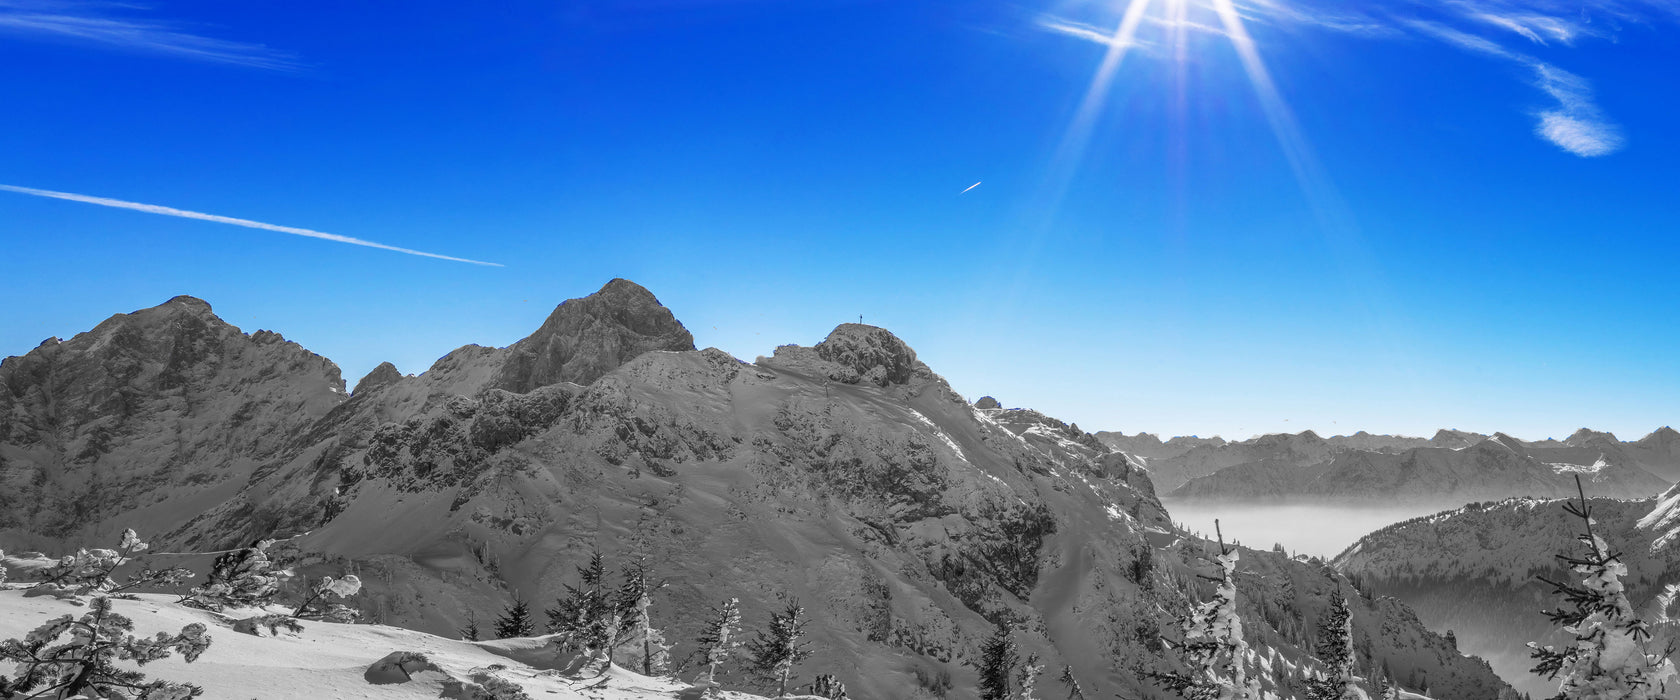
[814,323,924,387]
[160,294,214,314]
[1640,426,1680,445]
[975,395,1002,409]
[1565,427,1618,446]
[491,278,695,392]
[353,361,404,395]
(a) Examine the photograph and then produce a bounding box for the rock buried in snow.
[365,650,446,685]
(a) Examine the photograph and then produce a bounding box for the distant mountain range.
[0,280,1509,700]
[1098,427,1680,507]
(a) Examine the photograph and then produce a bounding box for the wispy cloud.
[1037,16,1149,50]
[1532,64,1624,156]
[0,184,502,267]
[1403,18,1624,157]
[1231,0,1649,157]
[0,1,296,69]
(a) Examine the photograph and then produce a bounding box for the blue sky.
[2,0,1677,440]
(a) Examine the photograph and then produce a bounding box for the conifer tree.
[461,611,482,642]
[1153,522,1261,700]
[694,598,743,686]
[1529,476,1677,700]
[495,597,535,639]
[1307,589,1367,700]
[0,595,211,699]
[615,557,671,675]
[747,598,812,697]
[547,550,616,670]
[1058,665,1087,700]
[1018,653,1044,700]
[974,622,1017,700]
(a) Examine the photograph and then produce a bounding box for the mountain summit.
[492,278,695,392]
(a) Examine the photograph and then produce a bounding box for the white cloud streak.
[0,184,503,267]
[0,1,295,69]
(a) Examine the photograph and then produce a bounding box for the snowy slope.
[0,589,764,700]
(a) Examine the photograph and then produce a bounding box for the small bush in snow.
[0,595,211,699]
[443,668,533,700]
[292,574,363,622]
[32,529,193,596]
[494,597,535,638]
[232,614,306,637]
[184,539,291,611]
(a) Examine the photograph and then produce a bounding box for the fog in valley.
[1161,499,1450,559]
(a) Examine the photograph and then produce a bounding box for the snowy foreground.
[0,588,764,700]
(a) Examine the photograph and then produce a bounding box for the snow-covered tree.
[1018,653,1044,700]
[1058,665,1087,700]
[747,598,812,697]
[615,558,671,675]
[694,598,743,686]
[0,595,211,699]
[810,673,847,700]
[547,550,617,671]
[292,574,362,622]
[35,529,193,596]
[1529,477,1677,700]
[1307,589,1368,700]
[1154,527,1261,700]
[974,622,1017,700]
[495,597,535,638]
[185,539,290,610]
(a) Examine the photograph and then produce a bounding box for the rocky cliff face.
[0,282,1511,700]
[0,295,345,549]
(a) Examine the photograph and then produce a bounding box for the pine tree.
[1529,476,1677,700]
[974,622,1017,700]
[694,598,743,686]
[495,597,535,639]
[1306,589,1367,700]
[1152,523,1260,700]
[547,550,617,670]
[1058,665,1087,700]
[461,611,481,642]
[0,595,211,698]
[1018,653,1044,700]
[615,557,671,675]
[747,598,813,697]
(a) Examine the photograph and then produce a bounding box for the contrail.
[0,184,502,267]
[960,181,982,194]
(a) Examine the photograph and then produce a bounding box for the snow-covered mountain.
[0,281,1511,700]
[1126,428,1674,507]
[1334,484,1680,697]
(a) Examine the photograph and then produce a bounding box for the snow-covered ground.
[0,588,763,700]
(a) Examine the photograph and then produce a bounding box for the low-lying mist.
[1160,499,1451,559]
